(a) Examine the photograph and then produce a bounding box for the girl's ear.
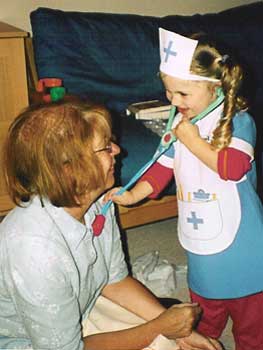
[211,84,222,98]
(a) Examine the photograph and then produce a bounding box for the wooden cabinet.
[0,22,29,215]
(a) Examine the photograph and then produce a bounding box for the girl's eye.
[166,90,187,97]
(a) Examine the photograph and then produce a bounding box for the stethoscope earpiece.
[216,86,224,98]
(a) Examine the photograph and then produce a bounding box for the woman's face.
[93,135,120,190]
[162,75,218,120]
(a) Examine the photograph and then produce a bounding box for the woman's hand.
[151,303,202,340]
[176,330,223,350]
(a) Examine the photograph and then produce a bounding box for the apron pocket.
[178,199,223,241]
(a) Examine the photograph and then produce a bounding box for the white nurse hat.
[159,28,220,82]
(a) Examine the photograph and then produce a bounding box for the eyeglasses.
[94,144,113,154]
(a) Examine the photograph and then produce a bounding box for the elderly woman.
[0,101,222,350]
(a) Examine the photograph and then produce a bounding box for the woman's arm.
[84,276,221,350]
[102,276,166,320]
[83,276,200,350]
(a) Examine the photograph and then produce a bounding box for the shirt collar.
[31,196,98,250]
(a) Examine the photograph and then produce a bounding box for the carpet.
[125,218,234,350]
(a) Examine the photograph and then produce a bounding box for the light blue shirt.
[0,196,128,349]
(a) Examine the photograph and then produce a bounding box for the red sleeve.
[218,147,252,181]
[138,162,174,198]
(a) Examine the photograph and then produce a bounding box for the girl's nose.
[166,91,180,106]
[171,93,180,106]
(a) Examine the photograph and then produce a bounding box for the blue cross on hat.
[163,40,177,62]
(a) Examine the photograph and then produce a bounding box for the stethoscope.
[92,88,225,235]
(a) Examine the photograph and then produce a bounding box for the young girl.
[105,29,263,350]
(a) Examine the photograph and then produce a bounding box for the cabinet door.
[0,37,28,214]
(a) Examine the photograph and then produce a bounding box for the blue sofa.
[30,2,263,227]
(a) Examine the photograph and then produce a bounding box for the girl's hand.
[172,117,218,172]
[103,181,153,206]
[176,331,223,350]
[103,187,136,206]
[173,117,200,147]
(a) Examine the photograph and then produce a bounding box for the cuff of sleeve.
[218,147,252,181]
[139,162,174,199]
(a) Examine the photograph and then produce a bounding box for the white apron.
[173,106,253,255]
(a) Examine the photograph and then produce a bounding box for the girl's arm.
[139,162,174,198]
[104,180,154,206]
[174,118,252,178]
[105,163,173,205]
[217,147,252,180]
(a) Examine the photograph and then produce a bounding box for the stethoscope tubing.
[96,88,225,227]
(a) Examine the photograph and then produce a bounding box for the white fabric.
[173,105,244,254]
[159,28,219,82]
[132,251,177,297]
[82,295,179,350]
[228,136,254,183]
[229,136,254,159]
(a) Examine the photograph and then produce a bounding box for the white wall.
[0,0,258,33]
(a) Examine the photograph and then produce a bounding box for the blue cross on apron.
[187,211,204,230]
[164,40,177,62]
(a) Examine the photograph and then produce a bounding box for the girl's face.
[162,75,218,120]
[93,135,120,190]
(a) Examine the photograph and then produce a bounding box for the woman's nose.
[111,142,120,156]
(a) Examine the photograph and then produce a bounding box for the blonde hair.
[190,33,248,150]
[3,100,112,207]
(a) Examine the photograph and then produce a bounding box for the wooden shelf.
[118,195,178,229]
[0,22,29,215]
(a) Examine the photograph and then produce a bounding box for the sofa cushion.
[31,4,263,119]
[30,8,166,113]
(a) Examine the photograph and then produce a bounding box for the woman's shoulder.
[1,198,52,235]
[0,198,67,259]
